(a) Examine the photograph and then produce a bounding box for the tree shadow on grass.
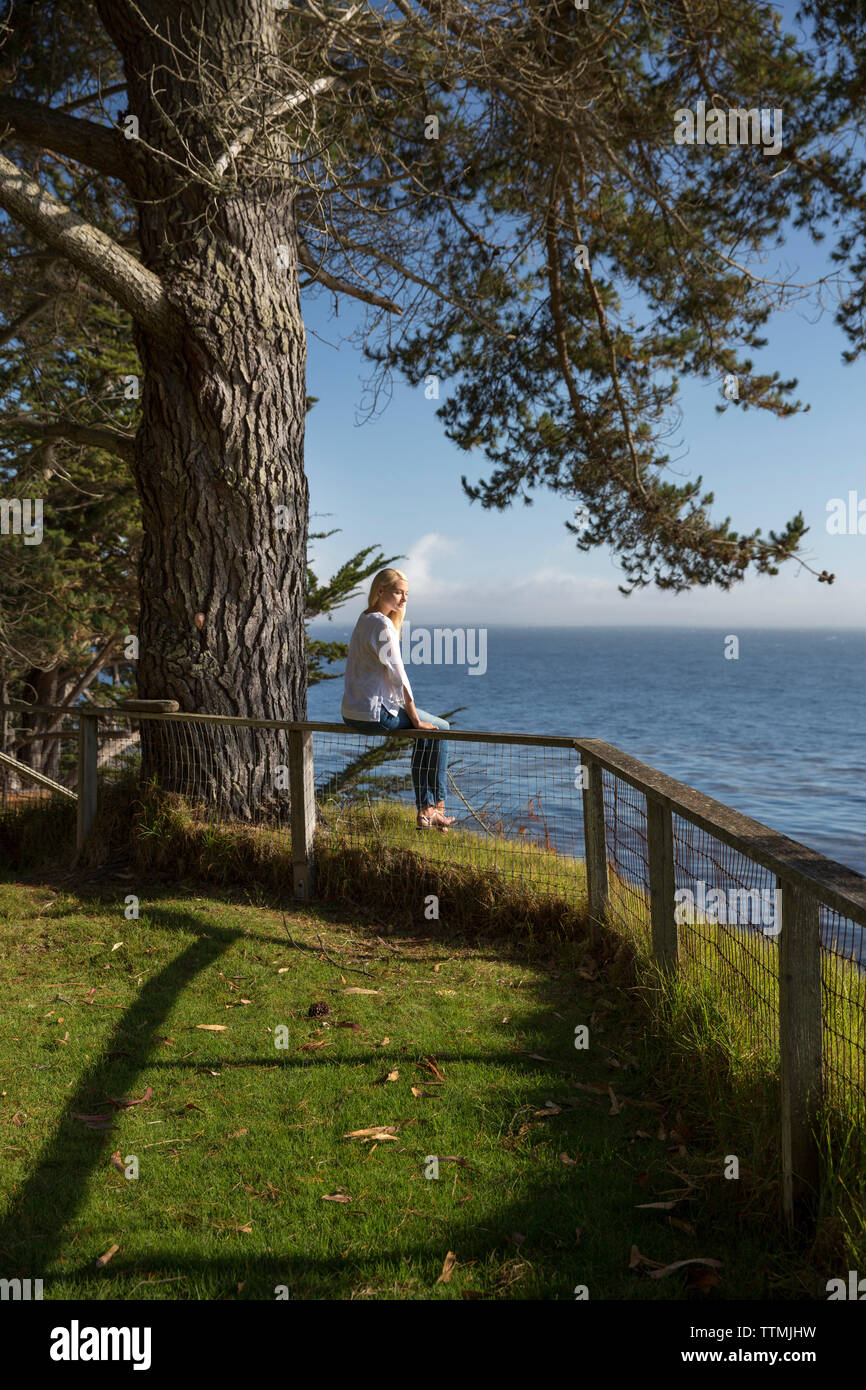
[0,879,802,1300]
[0,909,243,1273]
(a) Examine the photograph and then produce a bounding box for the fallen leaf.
[636,1201,678,1210]
[381,1037,390,1046]
[109,1150,126,1174]
[322,1192,352,1203]
[635,1130,652,1140]
[298,1039,330,1051]
[344,1125,398,1140]
[636,1172,649,1188]
[342,988,380,995]
[196,1024,227,1032]
[559,1153,578,1165]
[575,1227,583,1243]
[95,1243,120,1269]
[629,1245,665,1270]
[657,1125,667,1141]
[689,1267,721,1293]
[227,1128,248,1139]
[421,1057,445,1081]
[386,1069,399,1082]
[435,989,457,997]
[436,1251,457,1284]
[337,1022,361,1030]
[524,1053,553,1062]
[649,1257,723,1281]
[111,942,124,951]
[278,967,290,974]
[106,1085,152,1109]
[608,1086,621,1116]
[411,1086,436,1098]
[234,1224,253,1234]
[72,1113,115,1130]
[433,964,441,973]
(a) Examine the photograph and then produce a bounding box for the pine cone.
[307,1000,330,1019]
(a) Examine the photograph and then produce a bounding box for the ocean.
[307,625,866,877]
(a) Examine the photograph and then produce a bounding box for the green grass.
[0,869,859,1301]
[1,782,865,1299]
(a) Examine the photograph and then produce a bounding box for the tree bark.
[96,0,309,819]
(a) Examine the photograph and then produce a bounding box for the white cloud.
[402,532,459,593]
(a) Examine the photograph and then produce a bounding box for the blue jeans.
[343,707,450,809]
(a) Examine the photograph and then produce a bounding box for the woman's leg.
[344,711,426,813]
[412,710,450,814]
[373,708,430,814]
[342,716,388,736]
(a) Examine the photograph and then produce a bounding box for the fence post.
[75,712,99,854]
[646,797,678,972]
[779,879,822,1228]
[288,728,316,900]
[581,756,608,944]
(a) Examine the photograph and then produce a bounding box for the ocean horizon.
[307,624,866,877]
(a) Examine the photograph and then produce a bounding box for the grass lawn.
[0,870,835,1301]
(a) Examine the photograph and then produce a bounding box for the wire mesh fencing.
[671,813,781,1063]
[313,727,586,902]
[600,768,650,939]
[85,716,589,929]
[821,905,866,1119]
[0,707,79,810]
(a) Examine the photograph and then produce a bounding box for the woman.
[341,568,454,832]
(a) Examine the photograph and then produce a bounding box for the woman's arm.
[402,687,434,730]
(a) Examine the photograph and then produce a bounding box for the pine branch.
[0,97,129,182]
[212,67,370,179]
[1,415,136,465]
[0,153,178,345]
[0,296,51,348]
[298,235,403,314]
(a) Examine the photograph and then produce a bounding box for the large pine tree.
[0,1,861,809]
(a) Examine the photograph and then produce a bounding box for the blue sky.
[304,4,865,631]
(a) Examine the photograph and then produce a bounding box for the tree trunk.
[97,0,309,820]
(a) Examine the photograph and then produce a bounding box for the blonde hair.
[365,567,408,636]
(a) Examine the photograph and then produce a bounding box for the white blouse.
[341,611,415,721]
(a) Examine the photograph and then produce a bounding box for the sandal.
[417,807,452,834]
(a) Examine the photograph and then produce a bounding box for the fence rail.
[1,700,864,1226]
